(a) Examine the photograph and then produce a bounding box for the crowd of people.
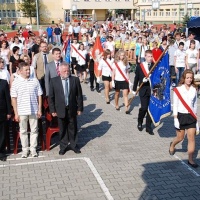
[0,19,199,167]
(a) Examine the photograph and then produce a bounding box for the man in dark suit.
[132,50,154,135]
[49,62,83,155]
[45,47,62,96]
[0,79,12,160]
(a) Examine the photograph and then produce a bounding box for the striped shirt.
[11,76,43,115]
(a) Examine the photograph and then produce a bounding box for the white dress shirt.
[173,85,197,116]
[98,58,114,77]
[0,68,10,83]
[113,61,130,81]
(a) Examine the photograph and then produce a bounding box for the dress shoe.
[125,111,130,114]
[59,150,66,155]
[96,89,100,93]
[90,88,94,91]
[137,123,143,131]
[188,161,199,168]
[116,107,120,111]
[169,142,175,155]
[71,147,81,154]
[146,129,154,135]
[106,101,110,104]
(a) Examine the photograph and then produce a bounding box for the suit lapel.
[69,76,74,95]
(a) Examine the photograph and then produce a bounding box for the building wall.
[136,0,200,22]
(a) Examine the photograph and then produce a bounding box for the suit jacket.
[34,52,53,80]
[45,61,59,96]
[0,79,12,121]
[133,62,153,97]
[49,75,83,118]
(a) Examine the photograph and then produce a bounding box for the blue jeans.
[47,35,53,44]
[176,67,185,85]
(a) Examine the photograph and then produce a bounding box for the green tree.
[182,13,190,28]
[19,0,36,24]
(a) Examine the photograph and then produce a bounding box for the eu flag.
[65,39,71,64]
[148,52,171,126]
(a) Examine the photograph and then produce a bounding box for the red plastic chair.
[45,113,59,151]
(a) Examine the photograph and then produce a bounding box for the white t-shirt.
[174,49,186,68]
[98,58,114,77]
[186,49,198,64]
[71,43,79,58]
[10,42,24,55]
[113,61,130,81]
[76,50,87,65]
[185,39,200,50]
[105,41,115,52]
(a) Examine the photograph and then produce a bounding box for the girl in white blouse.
[170,69,198,168]
[97,49,114,104]
[112,50,131,114]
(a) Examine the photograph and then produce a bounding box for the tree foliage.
[182,13,190,28]
[19,0,36,24]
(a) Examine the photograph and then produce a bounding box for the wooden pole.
[128,45,170,106]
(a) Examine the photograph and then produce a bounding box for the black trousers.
[0,121,6,157]
[89,71,99,90]
[138,95,152,131]
[57,108,77,151]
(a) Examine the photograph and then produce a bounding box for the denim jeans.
[176,67,185,85]
[47,35,53,44]
[55,35,61,45]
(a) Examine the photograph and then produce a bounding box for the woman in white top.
[138,37,149,63]
[170,69,198,168]
[70,37,79,77]
[76,43,87,83]
[97,49,114,104]
[0,40,10,71]
[186,40,199,74]
[105,36,115,57]
[112,50,131,114]
[0,57,10,83]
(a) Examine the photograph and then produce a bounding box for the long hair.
[114,49,128,66]
[102,49,111,60]
[178,69,196,88]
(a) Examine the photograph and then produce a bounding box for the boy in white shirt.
[174,42,186,85]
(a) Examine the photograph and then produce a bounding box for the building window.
[2,0,6,3]
[147,10,151,16]
[166,9,170,16]
[84,0,90,1]
[194,8,199,16]
[153,11,157,16]
[12,10,16,17]
[7,0,10,3]
[95,0,101,1]
[73,0,80,1]
[7,10,11,17]
[125,0,130,1]
[116,0,121,1]
[2,10,6,17]
[172,9,177,16]
[16,10,21,17]
[159,9,164,16]
[180,9,184,17]
[10,0,14,2]
[105,0,111,1]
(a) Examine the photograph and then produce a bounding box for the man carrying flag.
[132,50,154,135]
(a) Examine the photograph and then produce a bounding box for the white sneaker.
[21,152,28,158]
[31,150,38,157]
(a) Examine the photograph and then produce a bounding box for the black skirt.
[115,80,129,90]
[177,113,197,130]
[75,64,87,72]
[102,75,112,82]
[71,57,77,65]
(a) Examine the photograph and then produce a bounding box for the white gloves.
[132,91,136,96]
[143,77,149,83]
[86,68,89,72]
[196,122,199,135]
[174,118,180,129]
[96,77,100,83]
[112,80,115,88]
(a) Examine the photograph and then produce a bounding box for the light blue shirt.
[61,77,70,106]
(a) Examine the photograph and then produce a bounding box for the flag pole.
[128,45,170,106]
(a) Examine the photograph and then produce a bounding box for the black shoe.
[146,129,154,135]
[59,150,66,155]
[71,147,81,154]
[169,142,175,155]
[125,111,130,114]
[96,89,100,93]
[106,101,110,104]
[90,88,94,91]
[188,161,199,168]
[137,123,143,131]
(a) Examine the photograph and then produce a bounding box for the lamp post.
[35,0,39,30]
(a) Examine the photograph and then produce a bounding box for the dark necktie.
[43,54,48,69]
[65,78,69,106]
[56,62,60,75]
